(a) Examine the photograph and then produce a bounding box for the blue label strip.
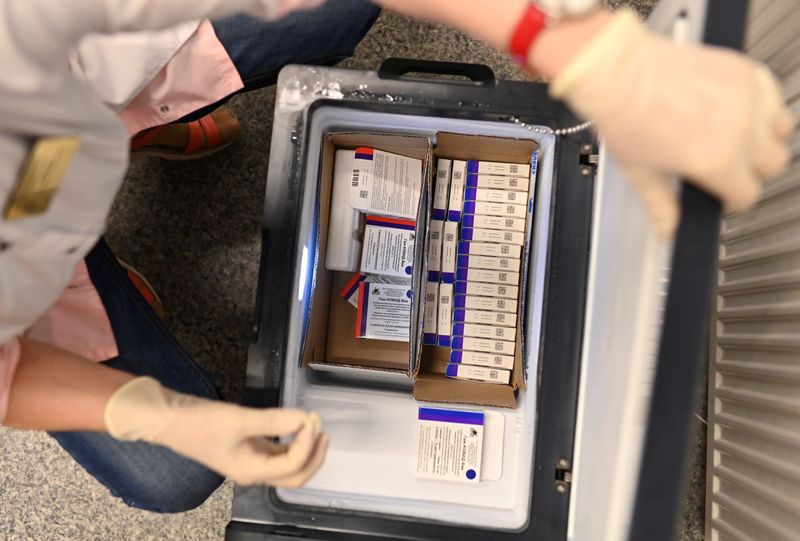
[453,296,466,309]
[453,309,466,323]
[449,350,463,364]
[431,208,446,221]
[441,272,455,284]
[457,241,470,255]
[461,227,474,241]
[423,333,437,345]
[461,215,475,228]
[465,173,479,188]
[359,286,370,336]
[455,268,469,281]
[454,281,467,295]
[456,255,469,268]
[418,407,485,426]
[452,323,465,337]
[451,336,464,350]
[466,160,479,174]
[427,270,441,283]
[437,335,451,347]
[447,210,461,222]
[462,201,476,215]
[463,187,477,201]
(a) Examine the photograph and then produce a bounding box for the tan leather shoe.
[130,105,241,160]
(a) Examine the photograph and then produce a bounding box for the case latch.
[555,457,572,494]
[579,143,599,177]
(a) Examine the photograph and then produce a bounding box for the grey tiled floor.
[1,2,708,540]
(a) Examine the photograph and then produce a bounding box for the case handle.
[378,58,496,84]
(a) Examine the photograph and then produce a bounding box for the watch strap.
[508,3,548,66]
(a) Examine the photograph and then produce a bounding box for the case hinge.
[579,143,599,177]
[555,457,572,494]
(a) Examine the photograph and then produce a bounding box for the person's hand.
[550,10,795,237]
[105,377,327,487]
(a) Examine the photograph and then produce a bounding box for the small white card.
[349,147,422,219]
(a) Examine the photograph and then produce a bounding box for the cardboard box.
[302,132,429,374]
[305,131,537,409]
[417,133,537,409]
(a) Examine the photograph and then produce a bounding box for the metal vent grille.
[707,1,800,540]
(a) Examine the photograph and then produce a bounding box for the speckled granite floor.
[1,2,709,540]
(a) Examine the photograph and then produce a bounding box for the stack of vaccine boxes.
[424,158,530,386]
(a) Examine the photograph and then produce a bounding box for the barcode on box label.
[352,169,360,187]
[359,190,368,199]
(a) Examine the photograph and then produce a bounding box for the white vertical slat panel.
[707,2,800,540]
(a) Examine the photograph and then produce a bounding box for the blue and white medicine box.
[415,407,484,483]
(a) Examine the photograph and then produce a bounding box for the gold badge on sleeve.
[3,135,81,221]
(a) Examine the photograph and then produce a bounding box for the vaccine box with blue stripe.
[415,407,505,484]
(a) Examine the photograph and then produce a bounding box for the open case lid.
[567,1,749,540]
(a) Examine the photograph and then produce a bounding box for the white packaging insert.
[447,160,467,222]
[446,364,511,385]
[462,200,527,219]
[360,215,416,279]
[453,308,516,328]
[423,282,439,345]
[433,159,451,220]
[452,336,516,356]
[437,282,454,347]
[356,282,412,341]
[466,159,529,177]
[458,240,521,259]
[461,214,526,233]
[454,295,517,313]
[455,280,519,300]
[427,219,444,278]
[278,108,556,531]
[349,147,422,219]
[440,221,458,283]
[450,349,515,370]
[463,187,527,205]
[461,227,525,245]
[326,150,361,271]
[453,322,517,343]
[456,254,521,273]
[455,268,520,286]
[465,173,528,192]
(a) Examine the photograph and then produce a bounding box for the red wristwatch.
[508,4,548,66]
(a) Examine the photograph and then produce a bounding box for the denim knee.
[115,447,224,513]
[50,431,224,513]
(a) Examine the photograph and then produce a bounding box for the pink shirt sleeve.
[0,262,118,423]
[118,19,244,135]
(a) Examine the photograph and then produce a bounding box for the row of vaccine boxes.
[423,158,531,386]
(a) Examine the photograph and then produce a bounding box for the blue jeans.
[49,2,379,513]
[180,0,381,122]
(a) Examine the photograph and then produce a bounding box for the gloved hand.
[550,10,795,237]
[105,377,328,487]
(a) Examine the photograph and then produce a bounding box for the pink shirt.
[0,20,243,421]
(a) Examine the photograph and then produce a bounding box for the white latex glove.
[550,10,795,237]
[105,377,328,487]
